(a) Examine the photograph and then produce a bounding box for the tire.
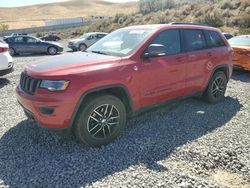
[78,43,87,51]
[48,46,58,55]
[74,95,126,147]
[203,71,228,104]
[9,48,16,56]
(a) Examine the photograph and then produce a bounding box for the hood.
[69,38,83,43]
[26,52,122,77]
[44,41,62,47]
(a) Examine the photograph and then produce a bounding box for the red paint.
[16,24,232,129]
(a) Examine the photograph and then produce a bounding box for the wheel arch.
[69,84,134,129]
[204,64,230,91]
[47,45,58,52]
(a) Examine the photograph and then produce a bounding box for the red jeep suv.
[16,23,233,147]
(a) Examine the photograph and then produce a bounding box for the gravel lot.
[0,41,250,187]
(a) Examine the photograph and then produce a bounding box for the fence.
[0,21,92,37]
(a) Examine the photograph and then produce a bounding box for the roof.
[235,35,250,38]
[122,23,219,31]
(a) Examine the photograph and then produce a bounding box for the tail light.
[0,47,9,53]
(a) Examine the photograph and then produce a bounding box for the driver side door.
[138,29,187,107]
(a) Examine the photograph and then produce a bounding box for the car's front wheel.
[48,46,58,55]
[74,95,126,147]
[203,71,228,104]
[78,44,87,51]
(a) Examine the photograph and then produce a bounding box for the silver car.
[68,32,108,51]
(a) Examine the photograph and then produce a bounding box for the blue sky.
[0,0,138,7]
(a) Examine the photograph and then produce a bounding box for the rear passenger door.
[182,29,211,93]
[204,30,229,73]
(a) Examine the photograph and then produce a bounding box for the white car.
[68,32,108,51]
[0,40,14,76]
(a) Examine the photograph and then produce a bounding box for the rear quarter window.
[204,30,226,48]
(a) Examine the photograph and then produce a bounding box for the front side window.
[150,29,181,55]
[183,29,206,52]
[87,28,155,57]
[205,30,225,48]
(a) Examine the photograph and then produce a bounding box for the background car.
[40,34,61,41]
[68,32,108,51]
[4,35,63,56]
[0,40,14,76]
[223,32,234,40]
[228,35,250,71]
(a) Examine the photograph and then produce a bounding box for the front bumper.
[0,66,14,76]
[57,47,64,53]
[16,85,76,130]
[68,44,78,51]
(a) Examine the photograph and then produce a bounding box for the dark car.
[223,33,234,40]
[40,34,61,41]
[4,35,63,56]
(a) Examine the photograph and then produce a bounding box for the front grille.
[20,72,41,95]
[69,42,73,45]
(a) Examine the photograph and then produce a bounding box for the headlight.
[40,80,70,91]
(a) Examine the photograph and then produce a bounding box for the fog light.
[39,107,54,115]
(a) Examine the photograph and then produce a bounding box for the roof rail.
[170,22,210,27]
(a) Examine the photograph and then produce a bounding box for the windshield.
[87,28,155,57]
[80,34,90,39]
[229,37,250,46]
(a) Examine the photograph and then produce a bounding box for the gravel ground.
[0,43,250,187]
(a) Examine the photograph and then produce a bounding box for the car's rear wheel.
[48,46,58,55]
[79,44,87,51]
[74,95,126,147]
[9,48,16,56]
[203,71,228,104]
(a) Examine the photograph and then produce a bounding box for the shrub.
[36,33,44,38]
[238,28,250,35]
[0,23,9,31]
[71,29,83,36]
[139,0,175,15]
[221,0,233,9]
[238,14,250,28]
[197,12,224,27]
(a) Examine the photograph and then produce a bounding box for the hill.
[74,0,250,36]
[0,0,137,29]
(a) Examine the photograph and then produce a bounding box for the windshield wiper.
[90,50,108,55]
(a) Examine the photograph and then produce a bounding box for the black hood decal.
[27,52,115,71]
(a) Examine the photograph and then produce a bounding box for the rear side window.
[204,30,226,48]
[150,29,181,55]
[14,37,24,43]
[183,29,206,52]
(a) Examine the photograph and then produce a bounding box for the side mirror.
[143,44,166,58]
